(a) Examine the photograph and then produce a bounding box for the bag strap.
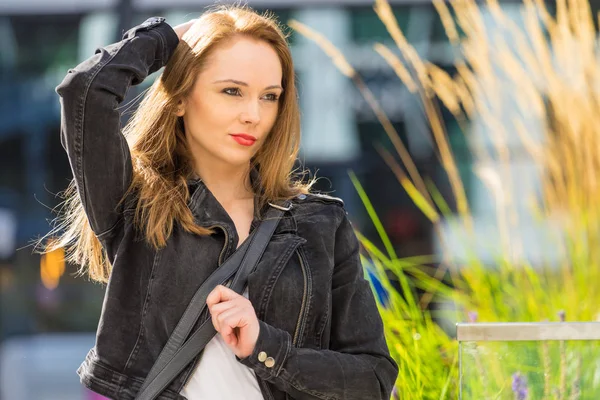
[134,201,292,400]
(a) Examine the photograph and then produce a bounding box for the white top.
[179,287,264,400]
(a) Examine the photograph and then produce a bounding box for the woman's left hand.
[206,285,260,359]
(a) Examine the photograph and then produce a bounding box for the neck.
[193,160,255,206]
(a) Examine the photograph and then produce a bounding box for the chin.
[219,151,255,168]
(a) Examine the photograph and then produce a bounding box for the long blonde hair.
[43,6,315,284]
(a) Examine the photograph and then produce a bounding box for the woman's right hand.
[173,19,197,41]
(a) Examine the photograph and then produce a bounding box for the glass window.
[0,134,25,196]
[351,6,411,44]
[9,14,80,77]
[430,5,466,43]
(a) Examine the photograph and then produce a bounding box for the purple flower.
[467,311,478,323]
[557,310,566,322]
[512,372,528,400]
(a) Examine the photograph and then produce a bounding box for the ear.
[175,99,187,117]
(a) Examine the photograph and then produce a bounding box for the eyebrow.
[212,79,283,91]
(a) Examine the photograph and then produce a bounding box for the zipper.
[210,224,236,289]
[292,249,310,347]
[206,224,230,267]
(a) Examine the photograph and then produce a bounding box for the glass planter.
[457,322,600,399]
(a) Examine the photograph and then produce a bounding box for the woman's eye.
[264,93,279,102]
[222,88,278,101]
[223,87,241,96]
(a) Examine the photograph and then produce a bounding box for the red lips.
[230,133,257,146]
[230,133,257,141]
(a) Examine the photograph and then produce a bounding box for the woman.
[49,5,398,400]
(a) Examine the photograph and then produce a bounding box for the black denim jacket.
[55,17,398,400]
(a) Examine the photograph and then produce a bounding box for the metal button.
[258,351,267,362]
[264,357,275,368]
[297,194,307,200]
[268,202,292,211]
[141,17,164,28]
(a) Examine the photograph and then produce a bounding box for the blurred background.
[3,0,598,398]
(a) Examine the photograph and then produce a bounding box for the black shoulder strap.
[134,201,291,400]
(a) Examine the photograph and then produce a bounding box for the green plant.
[290,0,600,398]
[352,170,458,399]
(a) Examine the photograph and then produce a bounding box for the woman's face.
[179,35,283,169]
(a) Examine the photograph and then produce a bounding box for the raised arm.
[55,17,179,236]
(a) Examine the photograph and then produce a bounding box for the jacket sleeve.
[239,208,399,400]
[55,17,179,237]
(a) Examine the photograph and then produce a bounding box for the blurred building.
[0,0,466,398]
[0,0,463,255]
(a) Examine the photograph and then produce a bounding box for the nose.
[240,100,260,125]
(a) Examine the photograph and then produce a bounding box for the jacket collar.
[186,166,297,236]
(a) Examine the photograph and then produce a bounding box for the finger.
[206,285,226,308]
[216,285,241,301]
[217,308,246,337]
[205,285,222,309]
[206,285,240,308]
[222,330,233,344]
[210,299,250,332]
[211,301,247,322]
[210,301,237,332]
[218,309,252,346]
[221,328,238,348]
[209,299,238,317]
[226,331,238,347]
